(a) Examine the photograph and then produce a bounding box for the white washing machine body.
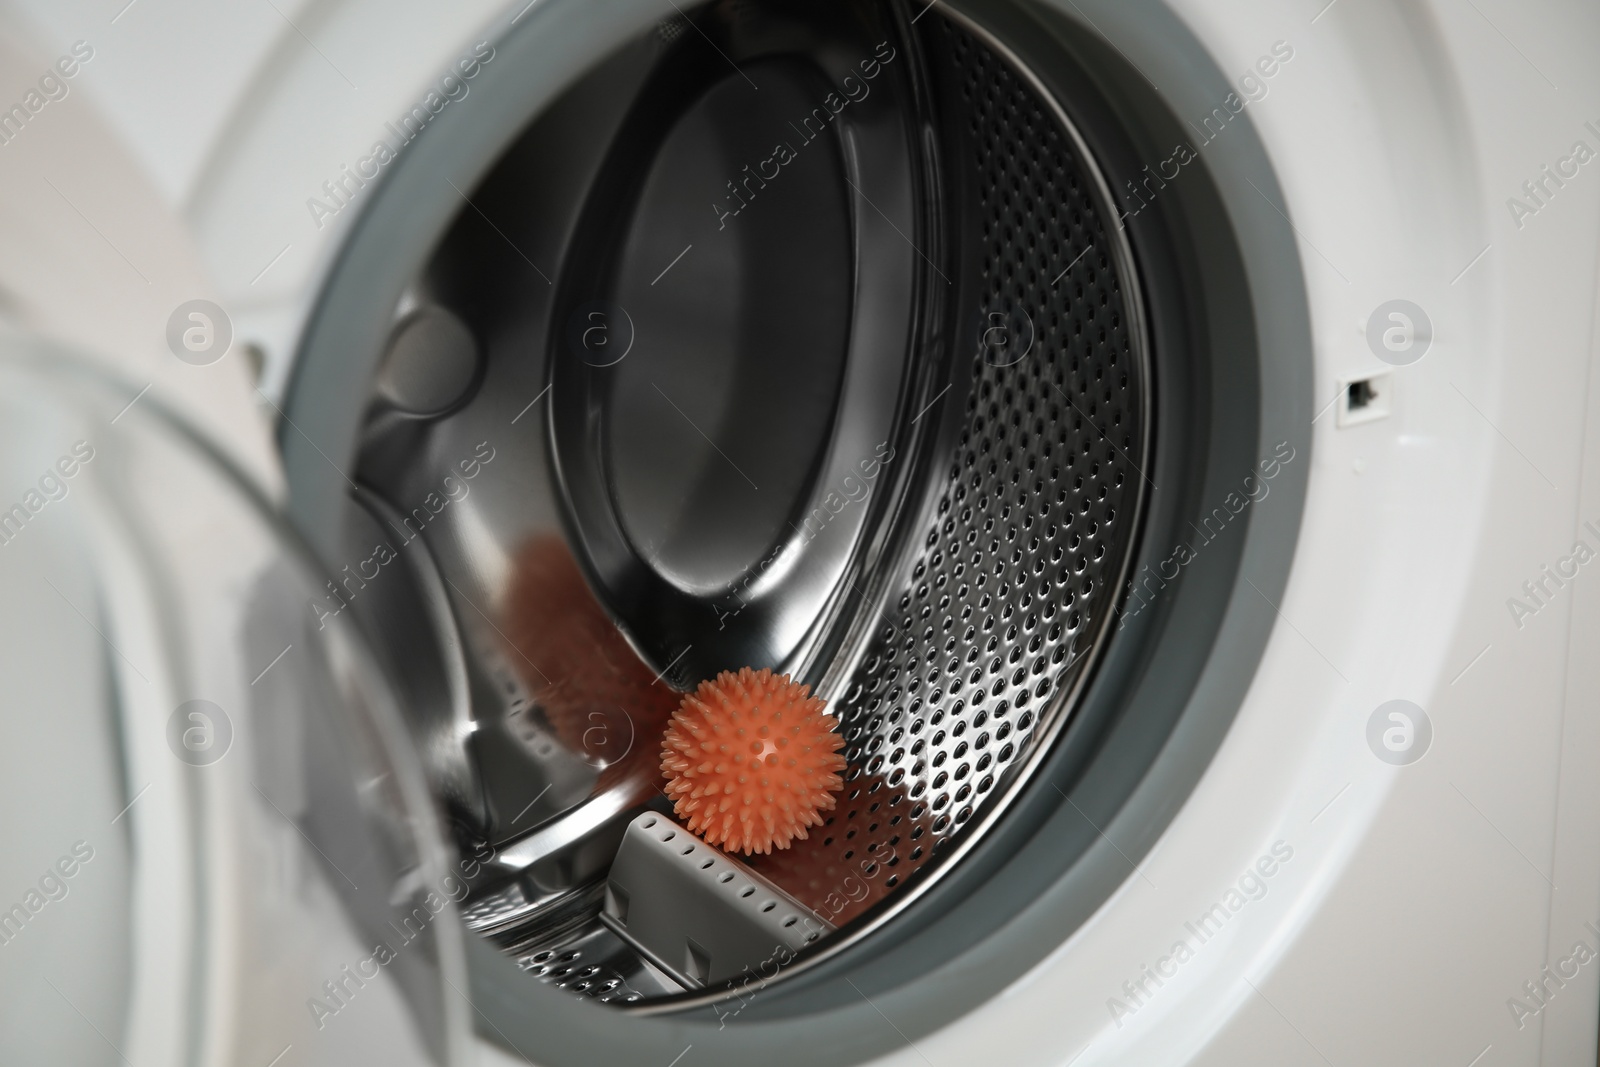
[0,2,1597,1066]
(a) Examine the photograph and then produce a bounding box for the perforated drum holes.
[357,1,1154,999]
[760,19,1147,907]
[980,306,1036,367]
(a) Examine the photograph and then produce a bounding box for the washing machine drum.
[304,0,1153,1011]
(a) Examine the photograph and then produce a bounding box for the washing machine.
[2,0,1598,1064]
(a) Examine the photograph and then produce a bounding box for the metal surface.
[603,813,830,988]
[333,0,1147,1009]
[272,0,1313,1055]
[372,304,483,418]
[511,923,681,1006]
[547,26,925,683]
[343,0,940,911]
[737,12,1149,930]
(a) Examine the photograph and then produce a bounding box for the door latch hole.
[1337,371,1393,427]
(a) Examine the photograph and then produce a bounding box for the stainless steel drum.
[311,0,1150,1009]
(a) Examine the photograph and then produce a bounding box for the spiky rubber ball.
[661,667,846,855]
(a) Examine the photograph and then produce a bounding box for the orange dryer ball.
[661,667,847,855]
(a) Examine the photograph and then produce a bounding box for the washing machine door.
[0,340,471,1066]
